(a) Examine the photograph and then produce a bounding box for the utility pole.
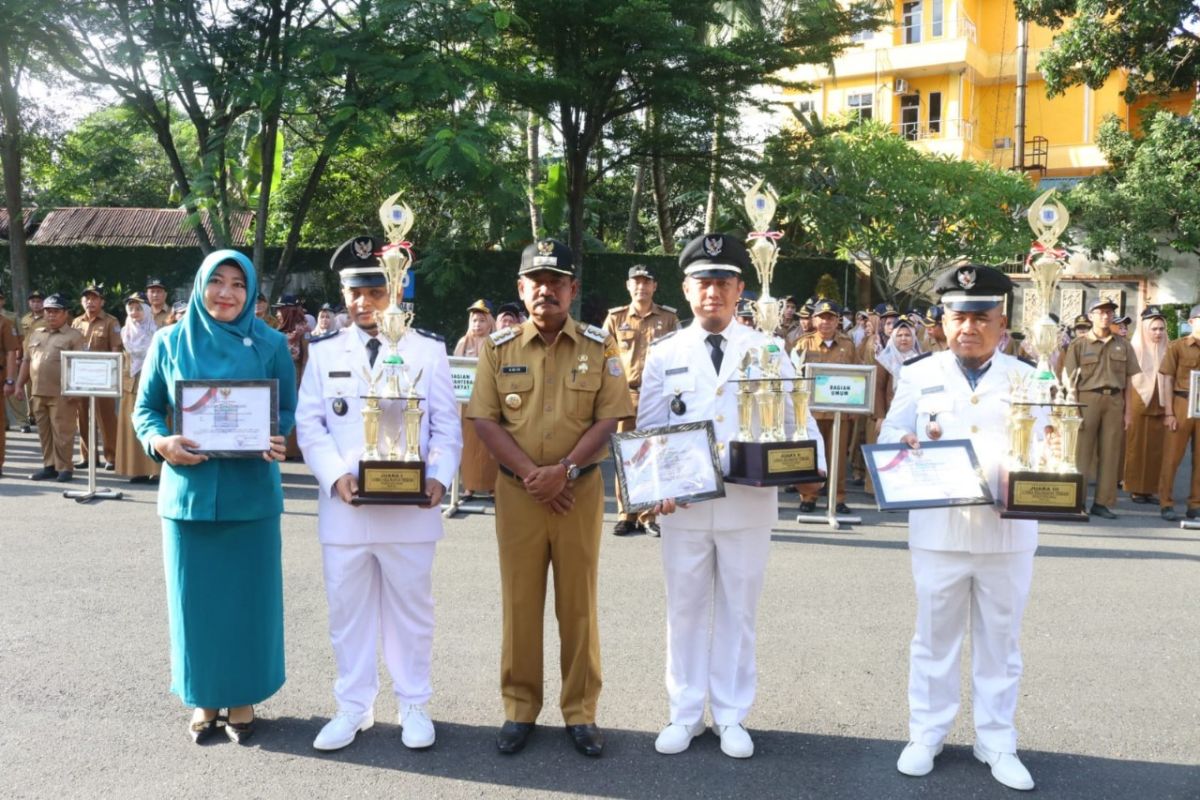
[1014,17,1029,170]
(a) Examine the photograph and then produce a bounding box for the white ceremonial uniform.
[638,319,825,727]
[297,325,462,716]
[879,349,1039,754]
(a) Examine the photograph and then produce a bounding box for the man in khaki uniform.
[1,287,25,434]
[145,277,171,328]
[793,298,857,514]
[602,264,679,536]
[774,296,803,353]
[467,239,633,758]
[1156,304,1200,521]
[920,306,948,353]
[1062,297,1141,519]
[0,308,20,474]
[15,294,85,481]
[15,289,46,432]
[72,284,123,468]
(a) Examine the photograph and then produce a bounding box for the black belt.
[1082,387,1122,396]
[1175,390,1189,398]
[498,462,598,482]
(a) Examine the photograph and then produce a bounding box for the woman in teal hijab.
[134,250,297,744]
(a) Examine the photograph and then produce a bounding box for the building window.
[928,91,942,134]
[900,95,920,140]
[903,1,923,44]
[847,91,873,121]
[931,0,943,37]
[851,28,873,43]
[795,99,816,115]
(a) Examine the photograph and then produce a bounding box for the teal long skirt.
[162,517,285,708]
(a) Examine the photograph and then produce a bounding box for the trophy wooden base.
[726,440,823,487]
[351,459,427,505]
[999,467,1088,521]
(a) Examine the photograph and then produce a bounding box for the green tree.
[1017,0,1200,100]
[1066,103,1200,270]
[765,119,1038,302]
[480,0,877,289]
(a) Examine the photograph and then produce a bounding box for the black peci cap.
[27,289,44,299]
[519,239,575,277]
[678,233,751,279]
[627,264,655,280]
[933,264,1013,312]
[146,276,167,290]
[331,236,387,288]
[496,301,523,318]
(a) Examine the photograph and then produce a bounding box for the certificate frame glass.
[1189,370,1200,419]
[804,362,876,415]
[862,439,994,510]
[172,379,279,458]
[611,421,726,514]
[448,356,478,404]
[60,351,122,398]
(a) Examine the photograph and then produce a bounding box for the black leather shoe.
[29,466,58,481]
[798,500,816,513]
[1162,506,1179,522]
[129,475,153,484]
[20,425,31,434]
[565,723,605,757]
[612,520,637,537]
[644,520,661,538]
[1090,504,1117,520]
[104,462,115,471]
[74,460,88,469]
[497,720,535,754]
[55,470,74,483]
[835,502,852,515]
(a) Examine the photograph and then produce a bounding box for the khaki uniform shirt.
[20,312,43,336]
[466,317,634,467]
[72,310,123,353]
[1,309,18,337]
[1063,330,1141,391]
[602,302,679,391]
[151,307,171,329]
[775,320,804,353]
[1158,337,1200,387]
[24,326,87,396]
[795,330,858,421]
[0,316,20,382]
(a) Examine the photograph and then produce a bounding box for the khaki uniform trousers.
[1158,396,1200,508]
[1076,391,1124,507]
[32,395,78,471]
[801,417,849,504]
[78,396,118,463]
[1123,389,1164,496]
[495,467,603,725]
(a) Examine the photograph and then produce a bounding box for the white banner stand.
[60,351,124,504]
[441,356,489,519]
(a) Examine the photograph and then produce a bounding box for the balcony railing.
[893,118,974,142]
[898,3,977,46]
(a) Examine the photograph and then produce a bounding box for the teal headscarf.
[177,249,280,379]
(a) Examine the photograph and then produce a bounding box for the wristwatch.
[3,379,13,386]
[559,457,580,481]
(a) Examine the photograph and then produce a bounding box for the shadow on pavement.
[253,718,1200,800]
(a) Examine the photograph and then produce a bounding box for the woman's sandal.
[224,712,255,745]
[189,713,222,744]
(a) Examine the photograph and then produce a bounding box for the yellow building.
[783,1,1195,184]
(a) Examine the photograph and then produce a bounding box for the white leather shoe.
[974,744,1035,791]
[654,720,706,755]
[399,704,436,749]
[713,723,754,758]
[313,710,374,751]
[896,741,943,776]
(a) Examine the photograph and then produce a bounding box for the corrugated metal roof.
[29,207,253,246]
[0,208,36,239]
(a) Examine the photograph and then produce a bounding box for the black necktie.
[366,338,381,368]
[706,333,724,374]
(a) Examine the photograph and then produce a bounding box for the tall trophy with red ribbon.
[354,193,427,504]
[726,180,821,486]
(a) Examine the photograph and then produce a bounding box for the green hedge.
[0,244,851,344]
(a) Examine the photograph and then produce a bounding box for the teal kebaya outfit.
[134,250,297,709]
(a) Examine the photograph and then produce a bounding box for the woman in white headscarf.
[865,318,922,496]
[116,293,161,482]
[1124,307,1169,503]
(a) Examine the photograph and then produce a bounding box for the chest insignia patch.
[607,356,622,377]
[332,397,348,416]
[505,393,522,410]
[670,390,686,415]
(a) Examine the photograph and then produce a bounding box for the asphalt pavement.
[0,429,1197,800]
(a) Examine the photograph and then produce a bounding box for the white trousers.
[660,524,771,727]
[321,542,437,715]
[908,547,1035,753]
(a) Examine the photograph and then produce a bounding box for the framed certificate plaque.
[611,421,726,514]
[173,379,279,458]
[863,439,993,511]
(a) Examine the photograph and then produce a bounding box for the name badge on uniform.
[921,385,944,395]
[502,365,528,374]
[329,370,352,378]
[665,366,689,376]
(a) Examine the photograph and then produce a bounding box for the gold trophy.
[354,194,428,505]
[726,180,819,485]
[998,189,1087,520]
